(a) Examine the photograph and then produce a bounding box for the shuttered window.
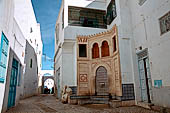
[101,41,110,57]
[92,43,99,59]
[0,32,9,83]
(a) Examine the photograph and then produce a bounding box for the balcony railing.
[68,6,107,29]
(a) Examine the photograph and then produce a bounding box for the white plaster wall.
[14,0,37,39]
[14,0,43,72]
[14,0,43,95]
[11,19,26,65]
[107,0,134,84]
[64,26,106,40]
[62,42,76,86]
[54,48,63,98]
[54,1,64,97]
[22,41,38,98]
[0,0,14,112]
[129,0,170,107]
[130,0,170,88]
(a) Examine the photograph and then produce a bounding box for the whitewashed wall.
[14,0,43,75]
[2,19,27,113]
[0,0,14,112]
[129,0,170,107]
[22,41,38,98]
[14,0,43,97]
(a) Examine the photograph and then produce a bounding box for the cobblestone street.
[5,95,160,113]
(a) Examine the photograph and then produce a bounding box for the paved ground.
[6,95,160,113]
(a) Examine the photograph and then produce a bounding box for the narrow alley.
[1,0,170,113]
[5,95,159,113]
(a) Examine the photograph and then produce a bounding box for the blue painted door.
[8,59,18,108]
[137,49,152,103]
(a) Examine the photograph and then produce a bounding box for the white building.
[129,0,170,108]
[54,0,134,100]
[55,0,170,107]
[14,0,43,97]
[0,0,29,111]
[0,0,15,112]
[0,0,43,112]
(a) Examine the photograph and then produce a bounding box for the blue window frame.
[0,32,9,83]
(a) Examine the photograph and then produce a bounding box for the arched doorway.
[95,66,109,95]
[44,78,54,94]
[42,75,54,94]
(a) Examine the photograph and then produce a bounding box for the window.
[30,27,33,33]
[30,59,32,68]
[56,24,59,45]
[106,0,117,25]
[81,17,99,28]
[79,44,87,57]
[113,36,117,52]
[92,43,99,59]
[101,41,110,57]
[0,32,9,83]
[68,6,106,29]
[62,9,64,29]
[159,11,170,35]
[139,0,147,6]
[18,64,21,86]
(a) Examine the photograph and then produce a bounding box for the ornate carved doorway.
[95,66,109,95]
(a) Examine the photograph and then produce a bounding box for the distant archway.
[42,74,54,94]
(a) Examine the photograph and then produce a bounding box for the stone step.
[79,99,109,105]
[90,97,109,101]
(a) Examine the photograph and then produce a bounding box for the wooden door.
[138,49,152,103]
[8,59,18,108]
[95,66,109,95]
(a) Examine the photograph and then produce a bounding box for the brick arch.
[92,43,99,59]
[92,63,112,76]
[101,41,110,57]
[98,39,110,47]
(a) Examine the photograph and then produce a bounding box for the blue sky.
[31,0,62,70]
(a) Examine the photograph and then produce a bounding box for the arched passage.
[42,75,54,94]
[95,66,109,95]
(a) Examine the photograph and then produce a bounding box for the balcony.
[68,6,107,29]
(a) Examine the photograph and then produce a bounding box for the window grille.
[159,11,170,35]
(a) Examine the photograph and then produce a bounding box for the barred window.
[159,11,170,35]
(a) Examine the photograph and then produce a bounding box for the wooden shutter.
[0,32,9,83]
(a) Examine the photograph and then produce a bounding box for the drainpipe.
[141,14,148,41]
